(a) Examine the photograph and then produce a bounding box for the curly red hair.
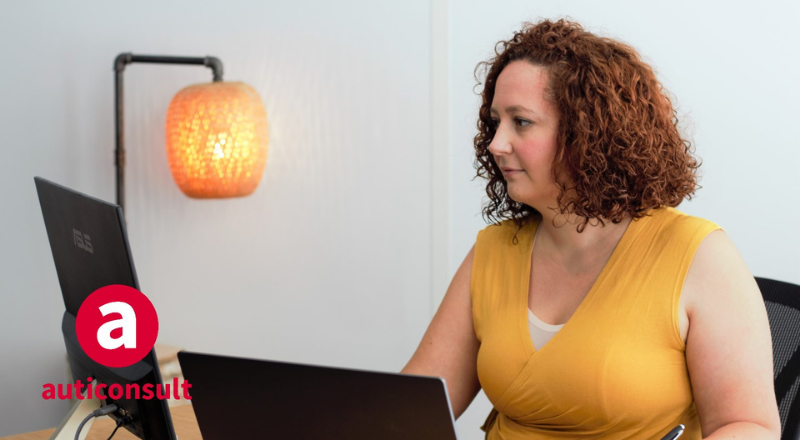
[474,19,700,232]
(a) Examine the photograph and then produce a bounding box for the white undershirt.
[528,309,565,350]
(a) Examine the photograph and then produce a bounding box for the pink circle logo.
[75,285,159,368]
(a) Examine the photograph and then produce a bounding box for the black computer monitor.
[35,176,177,440]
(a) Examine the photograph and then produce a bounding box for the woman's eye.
[490,118,500,128]
[514,118,531,127]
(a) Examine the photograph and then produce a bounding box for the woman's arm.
[683,230,781,439]
[401,246,481,419]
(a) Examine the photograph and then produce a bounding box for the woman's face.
[488,61,561,211]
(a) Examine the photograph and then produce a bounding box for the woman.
[402,19,780,439]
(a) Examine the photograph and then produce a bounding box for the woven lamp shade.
[165,81,268,198]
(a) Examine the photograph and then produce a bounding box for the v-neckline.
[519,215,639,357]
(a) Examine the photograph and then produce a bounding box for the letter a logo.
[97,302,137,349]
[75,285,158,368]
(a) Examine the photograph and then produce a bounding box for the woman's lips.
[502,169,524,176]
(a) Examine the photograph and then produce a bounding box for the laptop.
[178,351,461,440]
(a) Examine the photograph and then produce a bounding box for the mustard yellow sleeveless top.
[471,207,721,440]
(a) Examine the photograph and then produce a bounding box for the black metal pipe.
[114,66,125,213]
[112,52,225,214]
[204,57,224,82]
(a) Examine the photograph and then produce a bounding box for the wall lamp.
[114,53,269,213]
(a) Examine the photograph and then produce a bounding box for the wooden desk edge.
[1,404,201,440]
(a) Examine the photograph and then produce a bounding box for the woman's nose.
[487,127,512,156]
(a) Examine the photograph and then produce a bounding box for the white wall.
[449,1,800,436]
[0,0,434,435]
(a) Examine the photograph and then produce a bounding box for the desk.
[1,405,201,440]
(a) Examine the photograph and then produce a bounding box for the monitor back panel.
[34,177,177,440]
[179,351,460,440]
[35,177,139,315]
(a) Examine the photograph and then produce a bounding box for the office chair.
[757,276,800,440]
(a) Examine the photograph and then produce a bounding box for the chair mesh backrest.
[757,277,800,440]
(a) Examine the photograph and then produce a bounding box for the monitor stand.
[48,382,102,440]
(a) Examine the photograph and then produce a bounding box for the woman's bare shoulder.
[682,229,758,313]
